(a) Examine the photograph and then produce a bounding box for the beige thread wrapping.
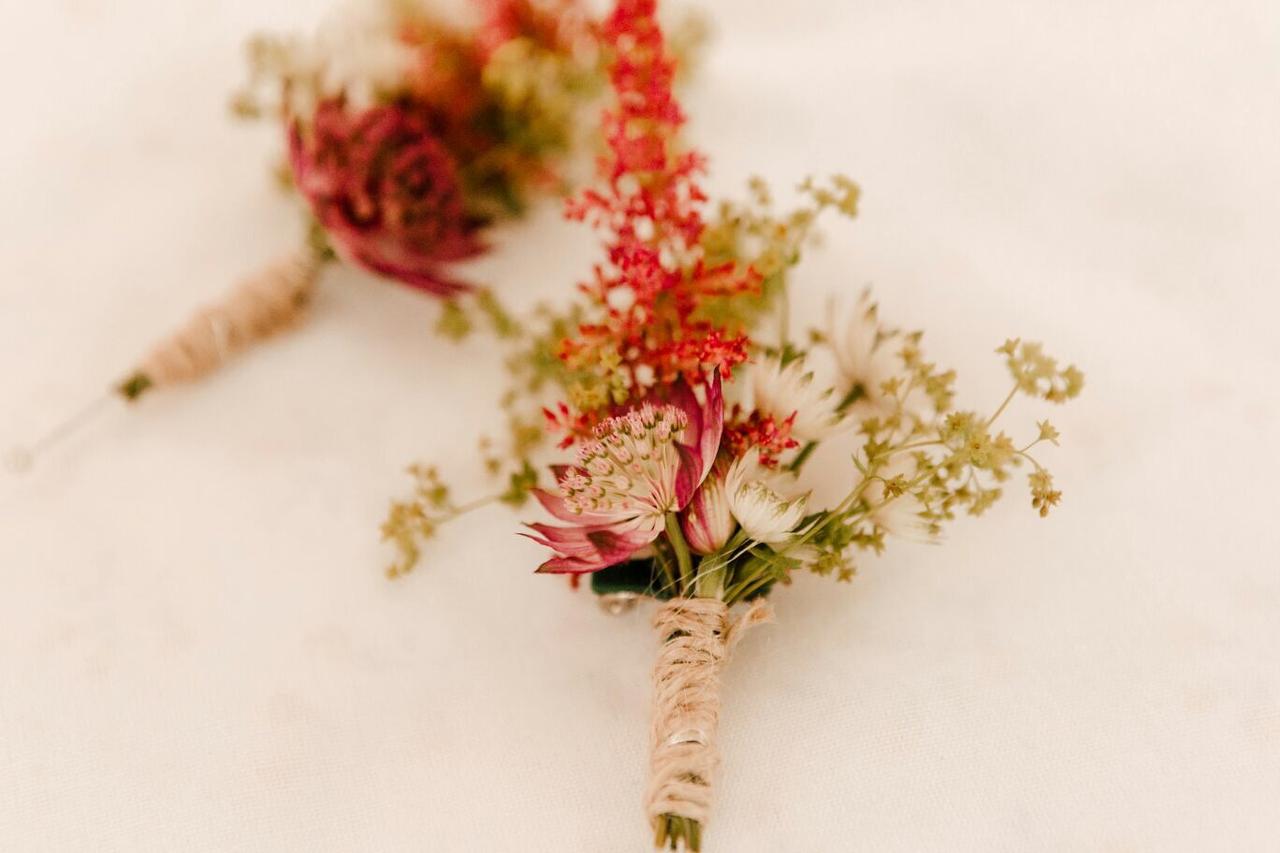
[134,249,321,387]
[644,597,773,830]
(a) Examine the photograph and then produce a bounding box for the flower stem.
[665,513,695,596]
[986,382,1019,427]
[787,440,818,472]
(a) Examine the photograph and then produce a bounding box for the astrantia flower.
[750,356,845,441]
[526,373,724,573]
[289,101,485,296]
[724,455,809,545]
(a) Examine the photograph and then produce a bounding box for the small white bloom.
[315,0,417,107]
[827,290,898,412]
[278,0,417,115]
[725,456,809,545]
[750,357,845,442]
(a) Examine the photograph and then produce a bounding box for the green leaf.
[590,559,667,599]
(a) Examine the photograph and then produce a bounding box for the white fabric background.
[2,1,1278,850]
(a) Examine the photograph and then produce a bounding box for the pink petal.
[697,371,724,483]
[669,372,725,508]
[350,251,474,297]
[521,523,656,574]
[534,554,615,574]
[664,379,702,447]
[674,444,700,508]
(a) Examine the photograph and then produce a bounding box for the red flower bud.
[679,457,734,555]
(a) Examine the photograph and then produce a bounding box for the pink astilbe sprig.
[557,0,759,437]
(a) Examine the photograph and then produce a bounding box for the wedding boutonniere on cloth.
[9,0,602,473]
[387,1,1081,848]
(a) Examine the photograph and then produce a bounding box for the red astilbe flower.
[724,407,800,469]
[556,0,759,435]
[289,100,486,296]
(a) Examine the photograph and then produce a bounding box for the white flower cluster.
[277,0,419,115]
[722,295,938,551]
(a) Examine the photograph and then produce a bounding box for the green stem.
[874,438,944,459]
[665,513,694,596]
[777,291,791,350]
[116,371,154,402]
[787,441,817,472]
[695,559,725,599]
[653,546,678,598]
[449,494,500,517]
[986,382,1019,428]
[837,383,867,412]
[721,554,771,605]
[731,574,769,605]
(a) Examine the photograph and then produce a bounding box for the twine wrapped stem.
[118,248,324,400]
[645,597,771,851]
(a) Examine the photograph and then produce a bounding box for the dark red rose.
[289,100,485,296]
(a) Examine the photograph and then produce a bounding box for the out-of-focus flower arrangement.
[232,0,601,299]
[8,0,610,475]
[384,0,1082,849]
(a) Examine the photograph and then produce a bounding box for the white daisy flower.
[273,0,417,116]
[750,356,846,442]
[312,0,417,107]
[827,290,899,412]
[725,455,809,545]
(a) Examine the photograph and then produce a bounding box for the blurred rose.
[288,100,485,296]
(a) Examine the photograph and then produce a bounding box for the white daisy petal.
[750,356,846,442]
[725,456,809,545]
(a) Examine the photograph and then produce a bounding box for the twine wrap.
[129,249,322,391]
[645,597,773,831]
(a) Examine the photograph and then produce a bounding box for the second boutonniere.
[10,0,602,473]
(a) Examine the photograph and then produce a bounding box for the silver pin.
[597,591,642,615]
[6,391,118,476]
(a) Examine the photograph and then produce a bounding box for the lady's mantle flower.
[750,356,845,442]
[526,374,724,573]
[864,454,936,542]
[725,455,808,545]
[289,101,485,296]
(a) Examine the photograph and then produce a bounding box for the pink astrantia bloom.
[526,373,723,573]
[289,100,486,296]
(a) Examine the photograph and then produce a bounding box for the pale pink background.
[2,1,1278,850]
